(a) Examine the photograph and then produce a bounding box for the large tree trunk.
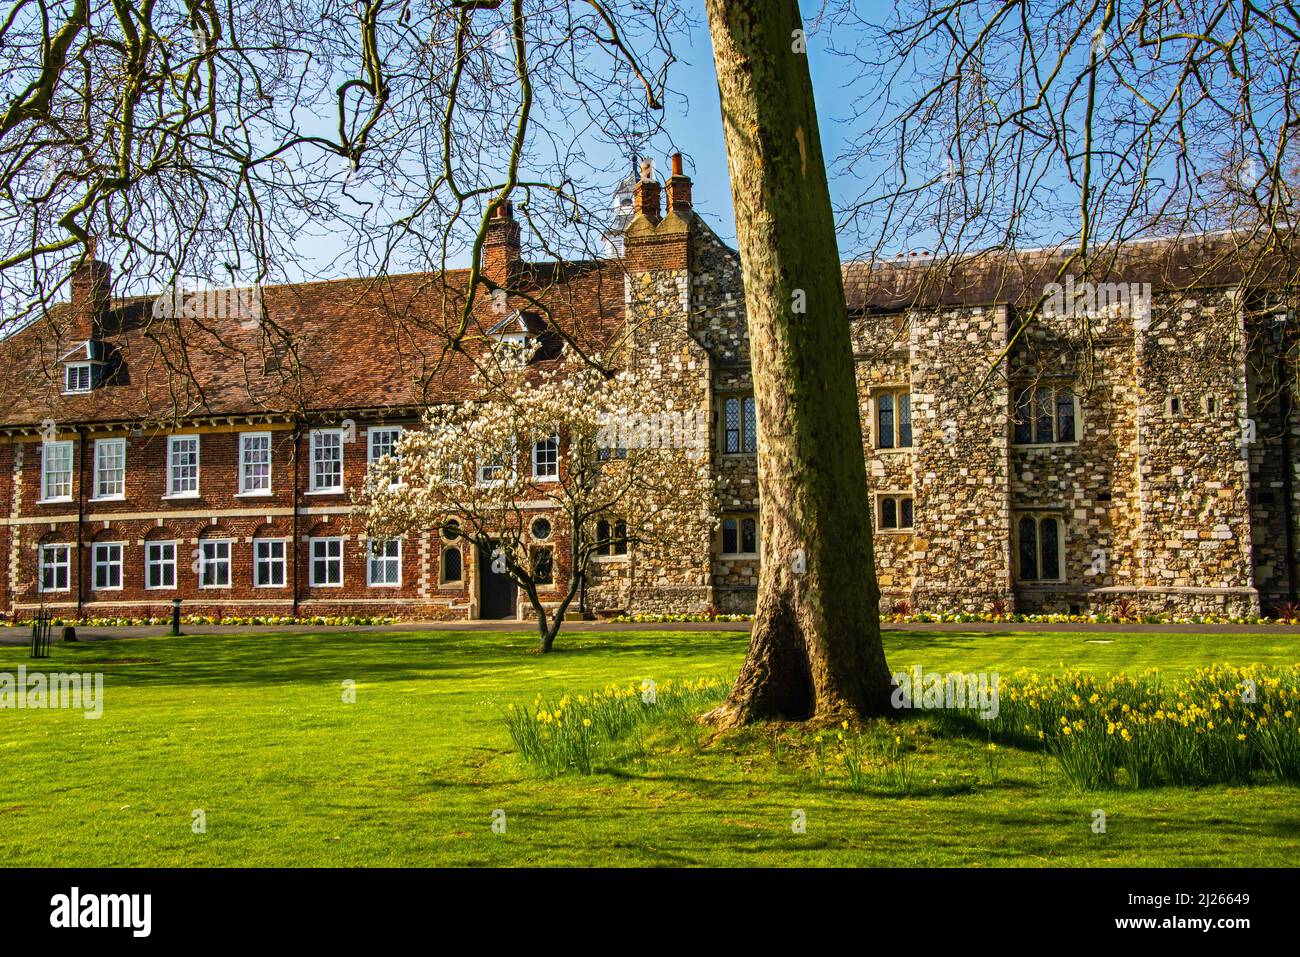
[703,0,894,727]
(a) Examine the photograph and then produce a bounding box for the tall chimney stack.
[69,237,111,342]
[666,153,692,214]
[482,201,521,286]
[633,158,661,226]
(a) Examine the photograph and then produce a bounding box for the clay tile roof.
[0,260,627,429]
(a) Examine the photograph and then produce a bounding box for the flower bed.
[614,611,1300,626]
[4,614,401,628]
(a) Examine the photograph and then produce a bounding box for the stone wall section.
[1130,291,1258,616]
[906,305,1015,612]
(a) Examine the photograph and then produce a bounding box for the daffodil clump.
[821,722,918,793]
[502,676,728,776]
[975,664,1300,789]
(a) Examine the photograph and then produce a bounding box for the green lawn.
[1,627,1297,866]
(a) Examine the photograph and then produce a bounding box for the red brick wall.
[1,423,485,621]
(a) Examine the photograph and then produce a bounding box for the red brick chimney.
[68,238,111,342]
[666,153,692,214]
[482,200,521,286]
[622,157,690,273]
[633,159,661,226]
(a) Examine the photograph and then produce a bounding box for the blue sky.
[606,1,858,251]
[284,0,870,281]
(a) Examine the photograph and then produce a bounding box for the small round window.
[531,517,552,541]
[443,519,461,541]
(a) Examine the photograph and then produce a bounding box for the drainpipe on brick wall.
[292,421,302,618]
[75,426,86,620]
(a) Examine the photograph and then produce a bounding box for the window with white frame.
[1016,513,1064,582]
[310,537,343,586]
[367,538,401,587]
[877,494,914,531]
[93,438,126,499]
[310,430,344,491]
[40,440,73,501]
[145,541,176,590]
[253,539,287,587]
[167,435,200,496]
[477,456,503,485]
[368,427,402,464]
[64,363,92,394]
[92,542,124,590]
[477,441,516,485]
[875,389,912,449]
[531,433,559,479]
[198,539,231,588]
[722,395,757,454]
[720,515,758,556]
[1013,386,1077,445]
[39,543,71,591]
[368,427,403,488]
[239,432,272,494]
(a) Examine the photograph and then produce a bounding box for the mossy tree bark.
[703,0,894,727]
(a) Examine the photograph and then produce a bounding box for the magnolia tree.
[357,363,715,653]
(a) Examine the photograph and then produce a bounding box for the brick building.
[1,157,1297,621]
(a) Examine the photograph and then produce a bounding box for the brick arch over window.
[305,523,344,588]
[250,524,289,589]
[88,529,125,590]
[195,526,233,588]
[306,521,336,539]
[33,532,73,594]
[142,528,179,591]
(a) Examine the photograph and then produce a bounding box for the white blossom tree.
[356,362,715,653]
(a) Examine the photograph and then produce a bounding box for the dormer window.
[487,310,551,367]
[59,340,109,393]
[64,363,92,393]
[500,333,532,363]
